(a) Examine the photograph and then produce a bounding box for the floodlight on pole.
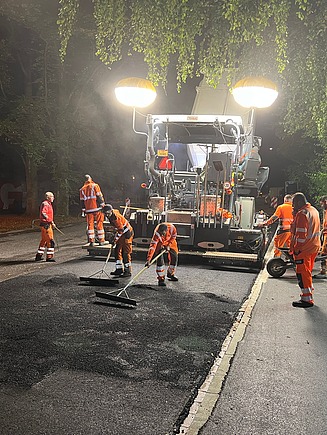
[231,76,278,109]
[115,77,157,108]
[115,77,157,136]
[231,76,278,167]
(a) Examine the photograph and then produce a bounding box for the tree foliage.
[57,0,326,197]
[0,0,326,216]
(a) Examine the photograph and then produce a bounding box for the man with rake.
[145,223,179,287]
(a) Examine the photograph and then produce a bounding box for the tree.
[0,1,125,215]
[58,0,327,197]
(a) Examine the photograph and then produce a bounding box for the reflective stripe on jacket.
[80,181,104,213]
[147,223,178,262]
[109,209,133,243]
[290,203,321,254]
[266,202,293,230]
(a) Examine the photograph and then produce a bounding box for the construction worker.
[260,194,293,257]
[35,192,56,262]
[145,223,178,287]
[313,195,327,279]
[104,204,134,277]
[79,174,108,246]
[290,192,321,308]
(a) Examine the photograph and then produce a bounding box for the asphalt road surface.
[0,224,258,434]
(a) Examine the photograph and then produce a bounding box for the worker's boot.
[121,267,131,278]
[110,269,123,276]
[158,279,166,287]
[167,271,178,281]
[35,254,43,262]
[99,240,110,246]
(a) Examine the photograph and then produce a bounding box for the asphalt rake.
[80,244,120,286]
[95,250,165,306]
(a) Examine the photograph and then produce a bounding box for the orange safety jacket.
[80,180,105,213]
[265,202,293,231]
[39,200,53,225]
[290,203,321,255]
[321,208,327,253]
[109,209,133,243]
[147,223,178,262]
[323,209,327,235]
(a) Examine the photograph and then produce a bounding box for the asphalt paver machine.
[85,79,272,269]
[129,111,270,269]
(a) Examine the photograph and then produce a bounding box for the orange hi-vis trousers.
[274,231,291,257]
[37,225,55,259]
[153,245,178,282]
[294,251,318,304]
[86,211,105,243]
[114,230,134,270]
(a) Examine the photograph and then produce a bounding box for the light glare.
[115,77,157,108]
[232,77,278,109]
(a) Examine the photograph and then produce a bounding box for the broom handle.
[102,244,115,272]
[122,250,165,292]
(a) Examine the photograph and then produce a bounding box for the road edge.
[177,244,273,434]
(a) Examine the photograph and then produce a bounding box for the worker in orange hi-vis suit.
[79,174,107,246]
[260,194,293,257]
[103,204,134,278]
[145,223,179,287]
[35,191,56,262]
[290,192,321,308]
[313,195,327,279]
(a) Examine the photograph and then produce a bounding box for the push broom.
[79,244,120,286]
[94,250,165,306]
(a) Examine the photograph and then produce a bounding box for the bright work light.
[232,76,278,108]
[115,77,157,108]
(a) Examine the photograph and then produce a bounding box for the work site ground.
[0,223,326,434]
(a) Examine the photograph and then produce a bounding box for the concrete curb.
[177,243,273,435]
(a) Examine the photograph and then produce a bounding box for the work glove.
[164,245,170,252]
[81,210,86,218]
[144,261,150,268]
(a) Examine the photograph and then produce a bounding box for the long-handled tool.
[95,250,165,306]
[80,244,119,286]
[52,222,65,236]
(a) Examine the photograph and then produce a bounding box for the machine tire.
[266,257,287,278]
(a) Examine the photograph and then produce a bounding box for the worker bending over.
[145,223,178,287]
[261,194,293,257]
[313,195,327,279]
[35,192,56,262]
[104,204,134,277]
[290,192,321,308]
[80,174,107,246]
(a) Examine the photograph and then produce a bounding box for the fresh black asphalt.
[0,225,256,434]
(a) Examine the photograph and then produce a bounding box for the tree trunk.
[54,66,70,217]
[24,155,39,216]
[55,154,70,217]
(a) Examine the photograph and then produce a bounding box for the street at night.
[0,1,326,434]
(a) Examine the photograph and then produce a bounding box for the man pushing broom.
[145,223,179,287]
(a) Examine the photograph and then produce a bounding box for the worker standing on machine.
[313,195,327,279]
[103,204,134,277]
[35,191,56,262]
[260,194,293,257]
[79,174,108,246]
[290,192,321,308]
[145,223,179,287]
